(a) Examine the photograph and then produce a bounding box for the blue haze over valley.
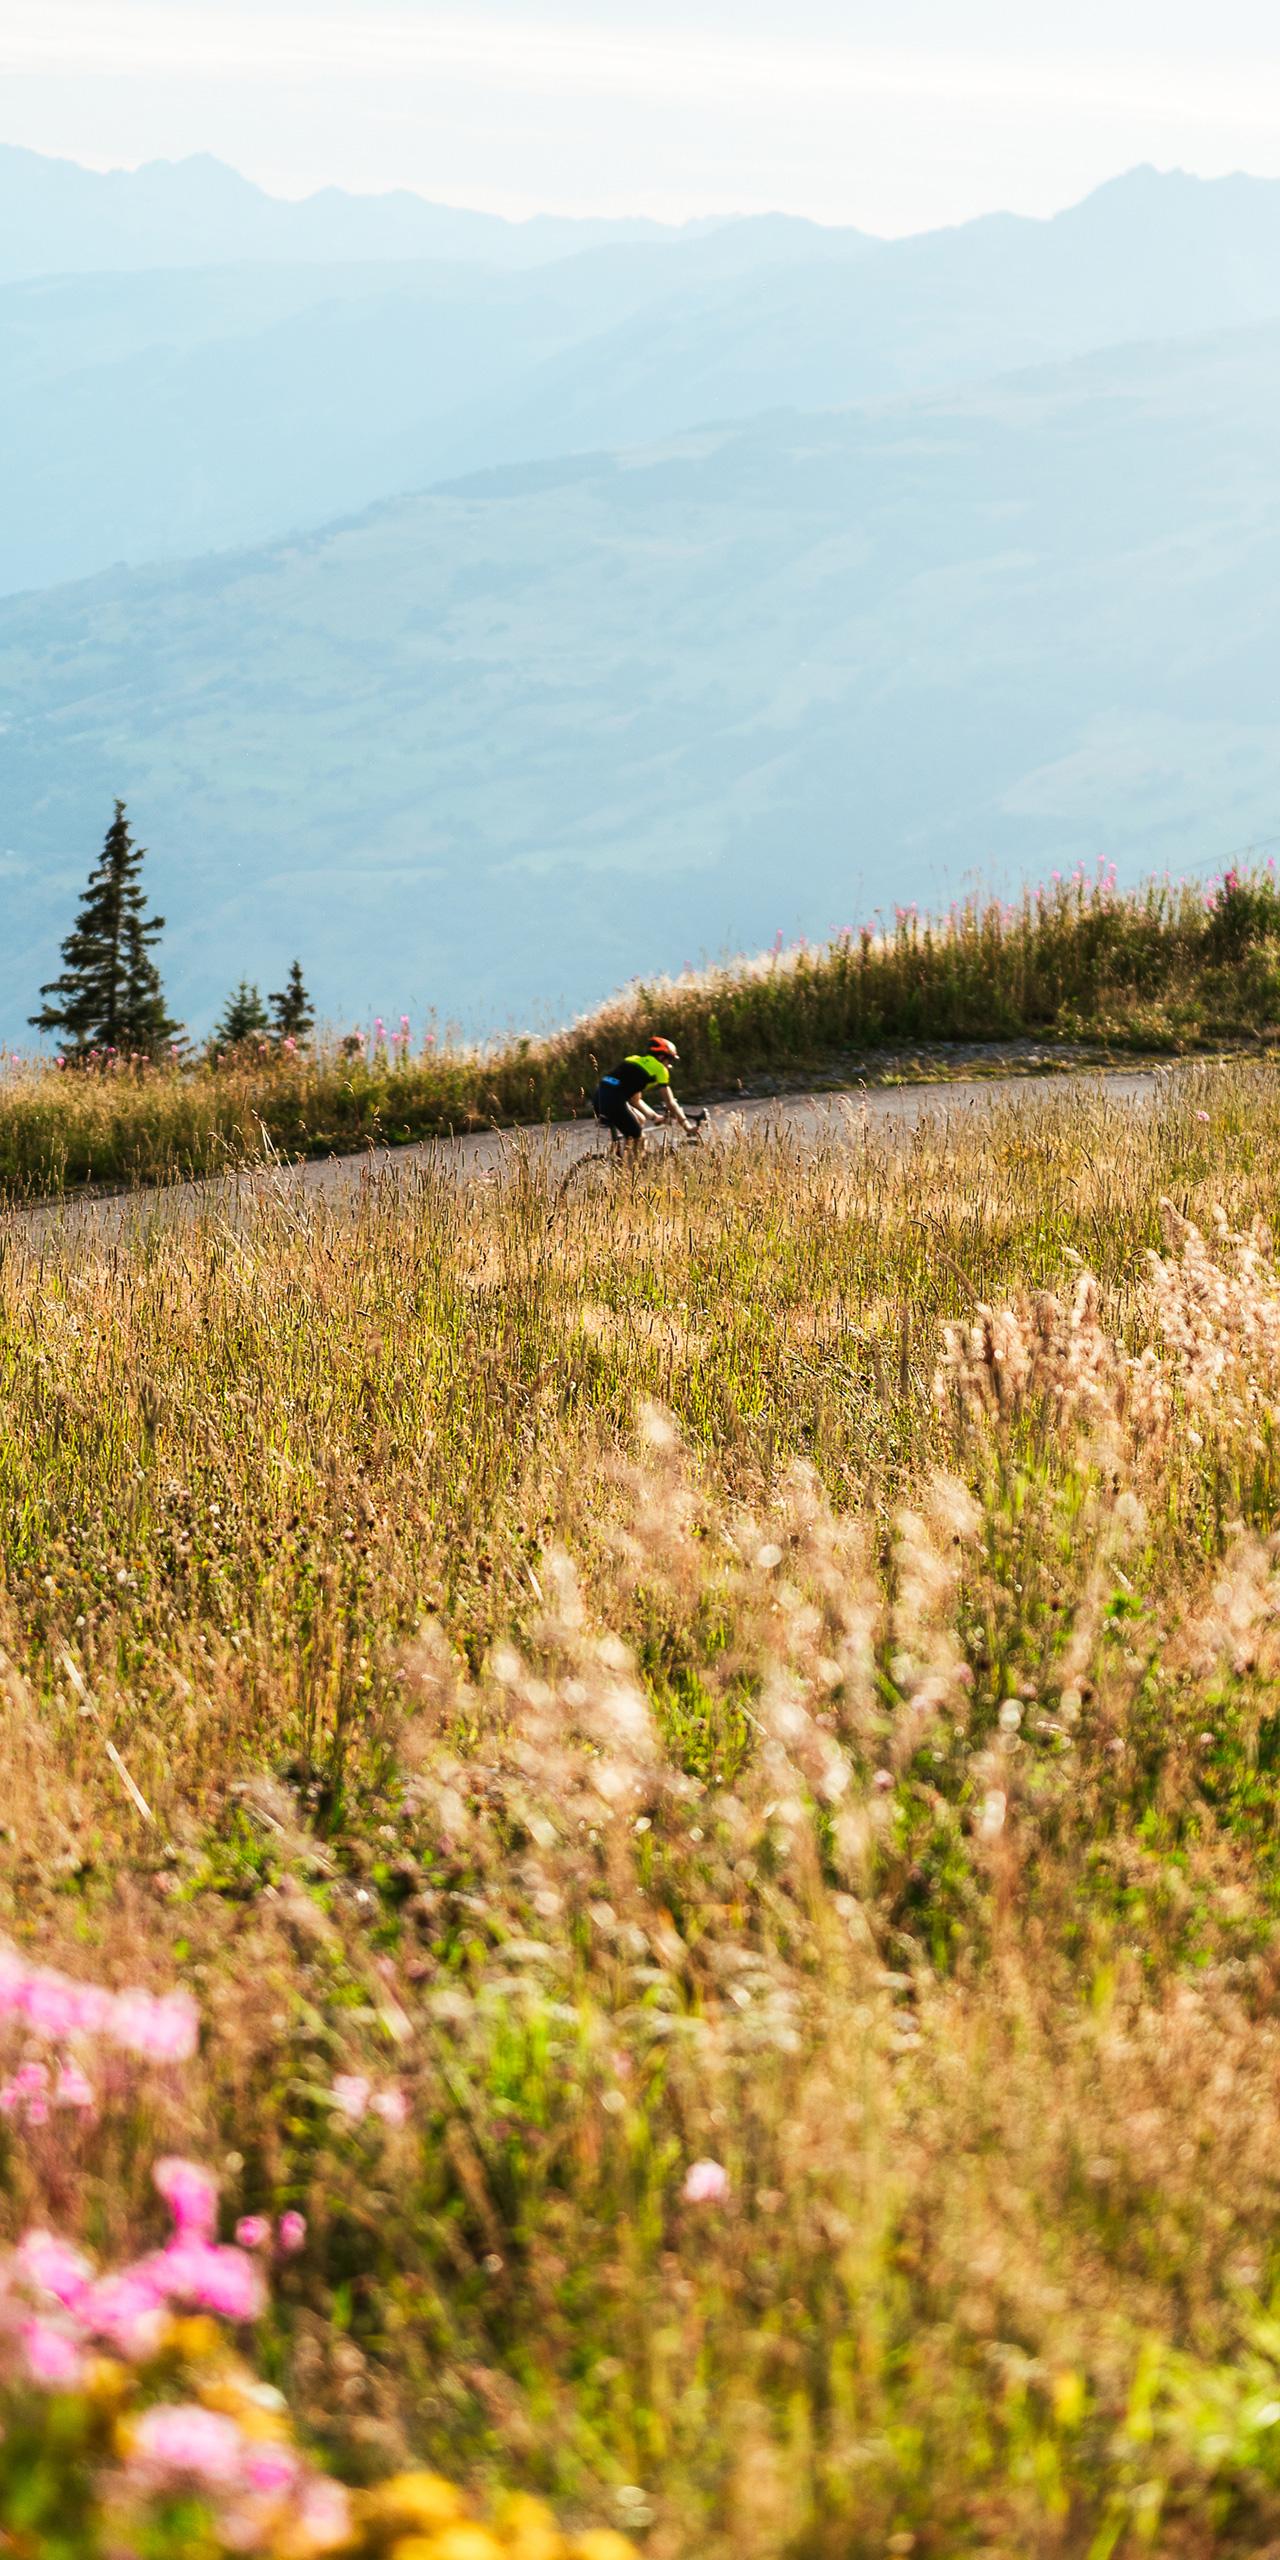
[3,142,1280,1037]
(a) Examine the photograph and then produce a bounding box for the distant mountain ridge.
[3,320,1279,1043]
[0,141,732,279]
[8,162,1280,594]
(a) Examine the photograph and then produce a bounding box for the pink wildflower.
[235,2215,271,2252]
[1196,1109,1211,1124]
[84,2267,168,2360]
[277,2211,306,2254]
[330,2073,371,2124]
[245,2443,300,2495]
[682,2159,730,2205]
[155,2236,265,2322]
[54,2062,95,2111]
[22,2316,85,2390]
[0,1945,195,2061]
[372,2085,409,2129]
[111,1986,199,2061]
[293,2476,353,2549]
[1,2060,50,2120]
[128,2402,244,2487]
[17,1972,93,2040]
[17,2230,93,2311]
[154,2156,218,2240]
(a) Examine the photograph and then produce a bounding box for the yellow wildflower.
[392,2533,504,2560]
[494,2490,565,2556]
[360,2472,468,2537]
[165,2314,224,2365]
[82,2355,132,2409]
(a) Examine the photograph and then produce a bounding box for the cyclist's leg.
[602,1099,643,1151]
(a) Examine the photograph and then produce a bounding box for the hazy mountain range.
[2,145,1280,1039]
[0,141,719,279]
[4,321,1278,1040]
[8,159,1280,595]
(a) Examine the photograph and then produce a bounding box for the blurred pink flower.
[682,2159,730,2205]
[84,2268,168,2360]
[156,2236,265,2322]
[128,2402,243,2487]
[294,2476,353,2548]
[1196,1109,1211,1124]
[277,2211,306,2254]
[235,2215,271,2252]
[372,2085,409,2128]
[0,1944,196,2063]
[245,2443,300,2496]
[113,1987,199,2060]
[1,2060,50,2119]
[22,2316,85,2390]
[330,2073,371,2123]
[16,2230,92,2311]
[54,2062,95,2111]
[154,2156,218,2240]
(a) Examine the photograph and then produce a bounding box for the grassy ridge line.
[4,866,1280,1198]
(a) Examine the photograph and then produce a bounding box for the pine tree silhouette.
[213,982,271,1048]
[31,802,179,1057]
[268,960,315,1047]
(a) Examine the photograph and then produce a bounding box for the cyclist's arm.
[660,1087,692,1131]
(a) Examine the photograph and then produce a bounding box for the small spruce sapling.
[212,982,270,1049]
[269,960,315,1048]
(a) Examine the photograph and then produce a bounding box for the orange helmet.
[649,1036,679,1062]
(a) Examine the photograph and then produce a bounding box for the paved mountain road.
[8,1065,1167,1246]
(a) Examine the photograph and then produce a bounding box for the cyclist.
[592,1036,694,1149]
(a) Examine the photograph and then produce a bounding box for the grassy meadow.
[6,864,1280,1198]
[7,1061,1280,2549]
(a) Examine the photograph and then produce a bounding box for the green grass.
[6,864,1280,1199]
[10,1064,1280,2550]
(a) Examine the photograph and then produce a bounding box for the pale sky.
[3,0,1280,232]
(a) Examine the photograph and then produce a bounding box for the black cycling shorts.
[592,1078,644,1140]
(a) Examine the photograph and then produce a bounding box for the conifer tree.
[30,802,179,1057]
[119,903,180,1052]
[213,982,270,1048]
[268,960,315,1047]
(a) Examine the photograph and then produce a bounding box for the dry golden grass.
[7,863,1280,1199]
[7,1065,1280,2552]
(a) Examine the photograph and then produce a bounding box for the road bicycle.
[551,1103,710,1209]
